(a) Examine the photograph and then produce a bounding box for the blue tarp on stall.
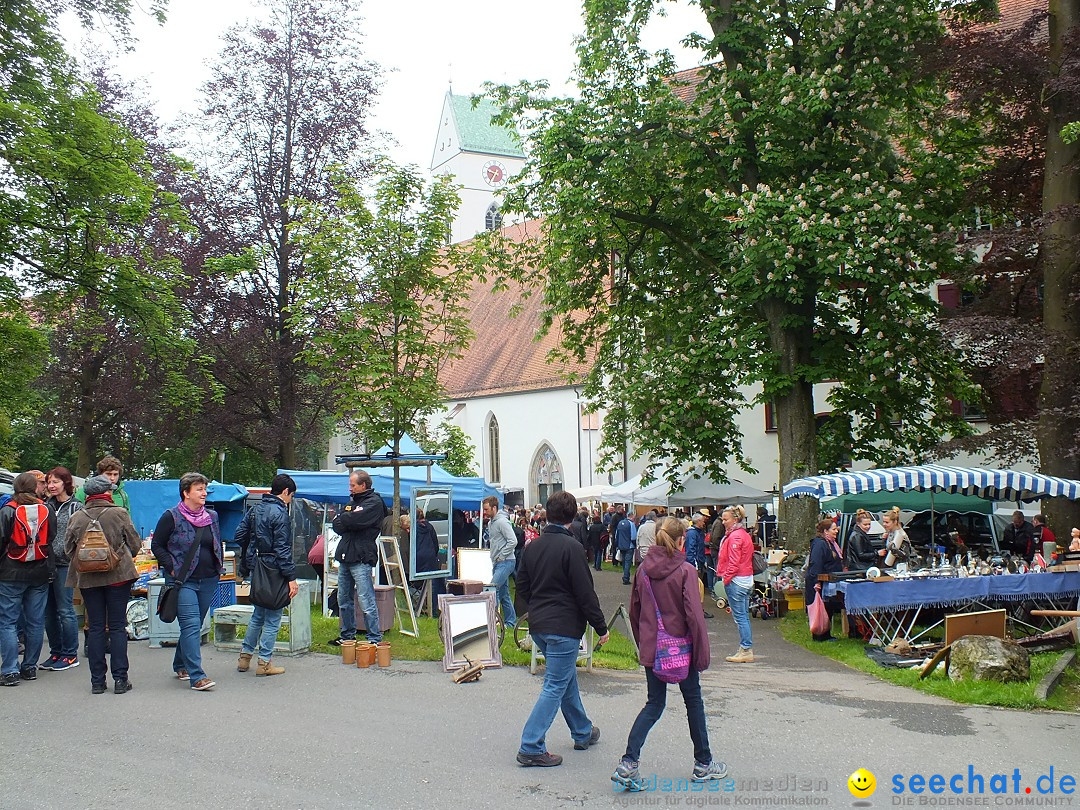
[125,479,249,541]
[281,435,500,510]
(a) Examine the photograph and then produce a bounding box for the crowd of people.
[0,457,304,694]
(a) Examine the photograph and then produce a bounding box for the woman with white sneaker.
[612,517,727,792]
[716,505,755,663]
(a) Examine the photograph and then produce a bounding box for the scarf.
[176,500,213,528]
[86,493,113,506]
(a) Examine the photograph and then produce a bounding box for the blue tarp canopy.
[125,479,249,541]
[282,433,500,511]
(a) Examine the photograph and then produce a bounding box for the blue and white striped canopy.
[782,465,1080,502]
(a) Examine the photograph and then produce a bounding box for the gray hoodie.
[488,510,517,564]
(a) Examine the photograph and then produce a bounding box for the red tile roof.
[439,220,594,400]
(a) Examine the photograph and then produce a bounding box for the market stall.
[831,572,1080,645]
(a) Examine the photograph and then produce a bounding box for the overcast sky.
[65,0,708,170]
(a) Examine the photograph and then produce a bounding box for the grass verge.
[778,612,1079,711]
[295,611,640,670]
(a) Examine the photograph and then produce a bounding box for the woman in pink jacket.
[715,505,755,663]
[612,517,727,791]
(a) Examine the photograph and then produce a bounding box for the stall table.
[834,572,1080,646]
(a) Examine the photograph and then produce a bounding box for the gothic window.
[487,415,501,483]
[485,201,502,231]
[532,443,564,506]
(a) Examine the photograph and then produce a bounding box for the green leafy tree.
[489,0,984,543]
[292,163,481,520]
[413,420,479,478]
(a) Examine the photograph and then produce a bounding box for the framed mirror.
[410,485,453,581]
[438,592,501,671]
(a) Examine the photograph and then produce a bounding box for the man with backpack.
[0,472,57,686]
[615,513,638,585]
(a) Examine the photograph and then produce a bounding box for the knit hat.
[84,475,114,497]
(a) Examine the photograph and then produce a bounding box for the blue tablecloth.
[842,572,1080,616]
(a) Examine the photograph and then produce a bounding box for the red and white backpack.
[3,502,51,563]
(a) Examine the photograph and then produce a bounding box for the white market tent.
[633,476,772,508]
[600,475,642,502]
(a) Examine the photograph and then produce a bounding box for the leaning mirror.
[410,486,453,581]
[438,592,501,671]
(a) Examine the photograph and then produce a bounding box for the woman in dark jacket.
[806,519,845,642]
[844,509,879,570]
[612,518,727,791]
[152,472,223,691]
[40,467,82,671]
[65,475,142,694]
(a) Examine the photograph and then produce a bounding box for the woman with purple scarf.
[152,472,223,691]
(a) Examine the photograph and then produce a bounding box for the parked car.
[903,510,1002,557]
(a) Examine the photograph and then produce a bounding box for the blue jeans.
[43,565,80,659]
[519,632,593,754]
[491,559,517,628]
[593,545,605,570]
[624,667,711,765]
[241,604,284,660]
[167,575,217,682]
[0,581,49,675]
[338,562,381,643]
[725,581,753,649]
[82,584,130,684]
[621,548,633,583]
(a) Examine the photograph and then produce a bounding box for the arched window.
[487,415,501,483]
[485,201,502,231]
[530,443,564,506]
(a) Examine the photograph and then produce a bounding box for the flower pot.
[341,640,356,665]
[356,642,374,668]
[376,641,391,668]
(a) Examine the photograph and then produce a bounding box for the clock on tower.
[482,160,507,188]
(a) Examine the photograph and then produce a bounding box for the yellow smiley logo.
[848,768,876,798]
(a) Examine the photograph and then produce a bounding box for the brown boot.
[257,658,284,676]
[725,648,755,663]
[237,653,252,672]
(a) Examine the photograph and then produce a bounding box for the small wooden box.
[447,579,484,596]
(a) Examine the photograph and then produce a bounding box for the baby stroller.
[708,563,776,619]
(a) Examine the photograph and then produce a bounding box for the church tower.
[430,92,526,244]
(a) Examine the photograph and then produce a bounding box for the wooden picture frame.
[438,592,502,671]
[456,548,494,584]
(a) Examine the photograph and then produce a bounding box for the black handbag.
[156,525,203,623]
[250,553,291,610]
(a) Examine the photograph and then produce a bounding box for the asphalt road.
[3,566,1078,810]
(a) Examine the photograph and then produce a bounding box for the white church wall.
[433,151,524,244]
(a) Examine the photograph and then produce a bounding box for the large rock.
[949,635,1030,683]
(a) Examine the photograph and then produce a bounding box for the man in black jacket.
[236,474,298,676]
[1002,511,1035,562]
[330,471,386,645]
[516,490,609,768]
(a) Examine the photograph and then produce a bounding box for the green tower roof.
[449,94,525,158]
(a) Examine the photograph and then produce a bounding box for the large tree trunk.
[1036,0,1080,533]
[74,350,106,477]
[763,295,820,550]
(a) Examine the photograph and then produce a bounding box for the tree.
[1037,0,1080,530]
[489,0,984,544]
[190,0,380,469]
[413,420,479,478]
[937,1,1080,531]
[292,163,480,522]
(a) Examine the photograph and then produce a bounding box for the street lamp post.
[218,450,226,484]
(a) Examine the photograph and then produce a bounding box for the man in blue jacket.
[236,474,298,676]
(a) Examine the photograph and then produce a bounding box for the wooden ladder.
[379,536,419,638]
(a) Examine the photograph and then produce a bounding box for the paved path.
[3,566,1078,809]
